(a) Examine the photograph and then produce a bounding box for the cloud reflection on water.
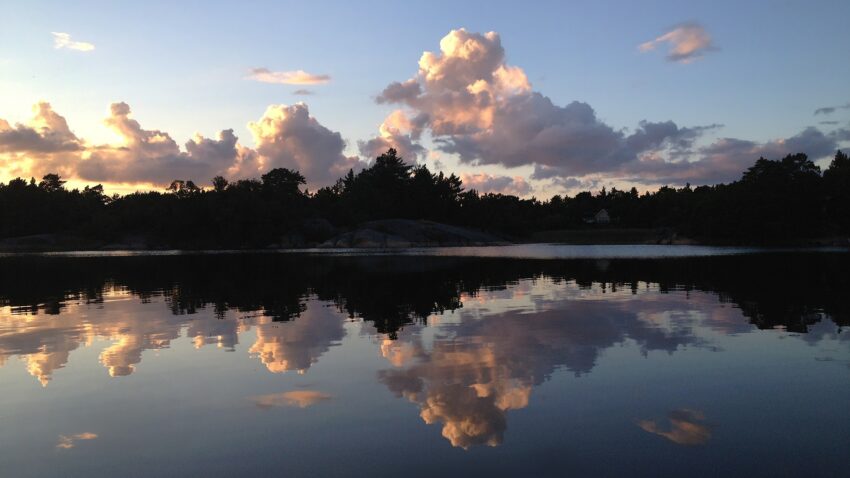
[0,253,847,450]
[637,409,712,446]
[250,390,332,409]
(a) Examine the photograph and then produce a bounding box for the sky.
[1,0,849,197]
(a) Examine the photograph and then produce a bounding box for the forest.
[1,148,849,247]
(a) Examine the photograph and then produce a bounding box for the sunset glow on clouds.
[367,28,849,191]
[0,101,363,191]
[460,173,531,196]
[638,23,714,63]
[56,432,98,449]
[1,20,848,196]
[247,68,331,85]
[0,294,344,386]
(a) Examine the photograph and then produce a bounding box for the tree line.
[1,148,849,247]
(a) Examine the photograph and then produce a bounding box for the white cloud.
[247,68,330,85]
[639,23,715,63]
[51,32,95,52]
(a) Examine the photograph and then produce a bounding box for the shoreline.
[2,226,848,254]
[1,239,848,255]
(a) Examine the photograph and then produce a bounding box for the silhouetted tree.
[261,168,306,196]
[212,176,228,192]
[38,173,66,193]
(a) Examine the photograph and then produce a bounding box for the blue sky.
[2,0,849,195]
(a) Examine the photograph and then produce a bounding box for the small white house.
[594,209,610,224]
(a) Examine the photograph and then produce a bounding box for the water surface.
[0,250,847,477]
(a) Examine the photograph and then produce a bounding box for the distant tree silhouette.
[38,173,66,193]
[1,148,849,247]
[167,180,201,197]
[212,176,228,192]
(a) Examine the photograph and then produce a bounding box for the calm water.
[0,248,848,477]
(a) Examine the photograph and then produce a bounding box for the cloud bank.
[1,101,362,189]
[3,27,849,195]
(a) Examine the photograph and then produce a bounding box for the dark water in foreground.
[0,247,848,477]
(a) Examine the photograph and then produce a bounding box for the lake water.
[0,247,848,477]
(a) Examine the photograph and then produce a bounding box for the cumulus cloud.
[2,101,361,188]
[638,23,715,63]
[0,102,82,178]
[460,173,532,196]
[247,68,331,85]
[814,102,850,115]
[358,109,426,162]
[51,32,95,52]
[77,102,258,184]
[370,29,724,180]
[0,102,82,154]
[249,103,361,186]
[5,28,847,194]
[376,79,422,104]
[367,28,847,190]
[293,89,314,96]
